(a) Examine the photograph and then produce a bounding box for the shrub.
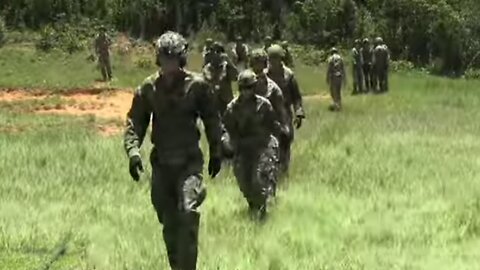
[464,68,480,80]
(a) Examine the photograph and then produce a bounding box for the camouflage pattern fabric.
[361,44,374,92]
[352,47,364,94]
[267,64,305,173]
[202,55,238,116]
[327,53,346,111]
[94,33,112,80]
[223,94,281,217]
[372,44,390,93]
[123,69,222,270]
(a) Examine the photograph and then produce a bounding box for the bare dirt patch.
[0,89,133,136]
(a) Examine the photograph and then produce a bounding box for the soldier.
[267,44,305,174]
[351,39,364,95]
[280,41,294,68]
[94,26,112,81]
[202,38,214,66]
[264,36,273,52]
[223,70,284,220]
[123,31,222,270]
[249,48,290,192]
[361,38,373,92]
[372,37,390,93]
[326,47,346,111]
[202,41,238,116]
[231,35,250,72]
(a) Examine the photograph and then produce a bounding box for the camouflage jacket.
[267,65,305,121]
[361,46,373,65]
[327,54,346,80]
[373,45,390,70]
[202,59,238,104]
[254,71,290,134]
[223,95,282,151]
[352,47,363,68]
[123,70,222,164]
[94,34,111,57]
[232,43,250,63]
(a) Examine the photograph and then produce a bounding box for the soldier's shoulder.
[185,70,210,90]
[226,97,241,111]
[283,66,294,76]
[137,72,160,91]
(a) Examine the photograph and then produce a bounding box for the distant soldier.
[372,37,390,93]
[202,38,214,66]
[223,70,284,220]
[123,31,222,270]
[280,41,294,68]
[267,44,305,174]
[231,35,250,72]
[326,47,346,111]
[249,49,290,194]
[264,36,273,52]
[361,38,374,92]
[351,39,364,95]
[202,42,239,116]
[94,26,112,81]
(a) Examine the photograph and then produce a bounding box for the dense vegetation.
[1,0,480,75]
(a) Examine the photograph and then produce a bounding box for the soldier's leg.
[254,139,279,219]
[177,169,206,270]
[358,68,364,93]
[385,69,389,92]
[379,70,386,93]
[99,59,107,81]
[334,78,342,110]
[151,164,181,269]
[362,65,370,92]
[105,56,113,80]
[233,155,256,208]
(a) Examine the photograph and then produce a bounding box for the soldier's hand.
[294,116,303,129]
[129,155,144,182]
[208,157,222,178]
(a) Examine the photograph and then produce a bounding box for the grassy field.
[1,45,480,269]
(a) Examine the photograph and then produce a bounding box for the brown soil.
[0,89,133,136]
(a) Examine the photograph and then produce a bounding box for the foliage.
[0,16,5,47]
[464,68,480,80]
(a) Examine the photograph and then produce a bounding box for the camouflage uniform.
[267,44,305,173]
[124,32,222,270]
[202,42,238,116]
[352,39,364,95]
[249,49,289,192]
[361,38,374,92]
[372,37,390,93]
[94,27,112,81]
[281,41,294,68]
[326,48,346,111]
[232,36,250,72]
[223,70,282,219]
[202,38,214,67]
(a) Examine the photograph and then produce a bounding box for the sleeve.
[289,75,305,119]
[270,85,289,130]
[222,106,239,149]
[263,102,283,138]
[123,84,152,158]
[196,80,223,158]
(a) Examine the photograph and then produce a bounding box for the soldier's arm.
[326,59,332,84]
[289,75,305,119]
[270,86,290,136]
[226,58,239,81]
[123,84,152,158]
[196,80,223,159]
[222,106,239,149]
[263,102,283,138]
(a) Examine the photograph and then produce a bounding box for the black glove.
[208,157,222,178]
[294,116,303,129]
[129,155,144,182]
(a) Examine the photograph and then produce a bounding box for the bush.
[390,60,415,72]
[464,68,480,80]
[293,45,328,66]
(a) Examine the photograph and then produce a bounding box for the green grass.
[2,50,480,269]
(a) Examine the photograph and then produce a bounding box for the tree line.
[1,0,480,75]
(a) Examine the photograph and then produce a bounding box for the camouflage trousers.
[150,149,206,270]
[278,118,294,175]
[233,136,279,216]
[362,64,374,92]
[329,76,343,110]
[373,67,388,93]
[352,66,364,94]
[98,55,112,81]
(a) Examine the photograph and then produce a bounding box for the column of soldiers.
[122,31,391,270]
[326,36,390,111]
[123,31,305,270]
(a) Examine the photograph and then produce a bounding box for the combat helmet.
[250,48,268,63]
[280,40,289,48]
[211,41,225,54]
[330,47,339,54]
[363,38,370,44]
[238,70,258,88]
[205,38,213,45]
[155,31,189,66]
[267,44,285,58]
[374,37,384,45]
